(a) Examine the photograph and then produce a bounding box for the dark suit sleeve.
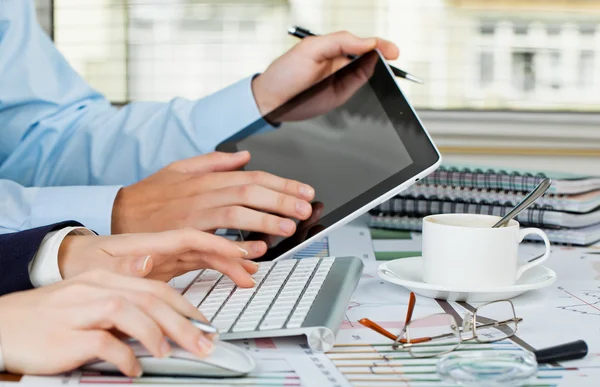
[0,221,84,296]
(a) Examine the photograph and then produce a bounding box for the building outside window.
[36,0,600,112]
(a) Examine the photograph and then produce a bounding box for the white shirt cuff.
[29,227,95,288]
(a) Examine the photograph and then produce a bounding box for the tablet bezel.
[217,50,441,261]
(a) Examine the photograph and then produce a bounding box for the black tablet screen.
[217,50,438,260]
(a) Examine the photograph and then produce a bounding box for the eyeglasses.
[359,292,523,358]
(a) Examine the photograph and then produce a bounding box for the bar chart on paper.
[325,339,599,387]
[293,237,330,259]
[20,357,304,386]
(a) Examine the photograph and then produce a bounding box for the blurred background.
[34,0,600,174]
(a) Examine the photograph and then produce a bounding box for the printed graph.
[556,287,600,317]
[325,341,566,387]
[42,358,302,386]
[293,237,330,259]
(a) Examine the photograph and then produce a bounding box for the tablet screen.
[217,50,439,260]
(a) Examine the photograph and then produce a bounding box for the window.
[579,23,597,36]
[549,51,561,90]
[579,51,595,88]
[479,51,494,88]
[512,51,536,93]
[479,20,495,35]
[513,22,529,35]
[33,1,600,112]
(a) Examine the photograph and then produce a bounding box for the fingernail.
[235,150,249,157]
[251,277,257,287]
[135,255,151,272]
[251,261,260,268]
[296,201,311,216]
[252,243,264,255]
[300,185,314,199]
[160,338,171,358]
[198,335,215,355]
[279,220,294,234]
[133,363,143,378]
[238,246,249,256]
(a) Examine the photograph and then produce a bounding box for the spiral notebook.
[400,184,600,213]
[367,214,600,246]
[373,197,600,229]
[421,165,600,194]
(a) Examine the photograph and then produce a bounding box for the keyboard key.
[232,322,259,333]
[189,257,347,342]
[259,318,287,330]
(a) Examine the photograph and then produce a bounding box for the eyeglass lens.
[405,314,461,358]
[471,300,518,343]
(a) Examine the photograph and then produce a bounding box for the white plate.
[377,256,557,302]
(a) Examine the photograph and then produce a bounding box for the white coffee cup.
[422,213,551,289]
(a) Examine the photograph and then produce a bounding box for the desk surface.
[2,227,600,386]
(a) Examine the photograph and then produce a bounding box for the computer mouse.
[82,339,256,378]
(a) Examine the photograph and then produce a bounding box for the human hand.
[265,50,380,123]
[111,151,315,240]
[59,227,261,287]
[0,271,213,377]
[248,202,326,260]
[251,30,399,116]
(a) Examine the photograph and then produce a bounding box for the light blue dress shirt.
[0,0,270,235]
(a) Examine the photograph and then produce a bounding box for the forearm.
[0,1,272,190]
[2,78,268,188]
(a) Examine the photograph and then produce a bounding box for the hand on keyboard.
[180,256,364,352]
[185,257,334,333]
[58,228,262,288]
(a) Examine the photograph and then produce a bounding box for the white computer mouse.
[82,339,256,378]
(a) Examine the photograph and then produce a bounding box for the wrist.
[57,234,94,280]
[111,188,129,234]
[251,74,279,117]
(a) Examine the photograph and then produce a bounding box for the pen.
[533,340,588,364]
[189,318,219,335]
[288,25,424,84]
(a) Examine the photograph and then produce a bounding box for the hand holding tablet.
[217,50,442,261]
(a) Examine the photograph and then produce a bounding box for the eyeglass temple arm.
[359,318,434,345]
[405,292,416,326]
[474,317,523,330]
[358,318,398,341]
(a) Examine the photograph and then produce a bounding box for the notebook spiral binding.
[372,196,557,228]
[423,166,549,192]
[401,183,567,209]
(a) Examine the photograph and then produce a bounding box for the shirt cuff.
[29,227,95,288]
[30,185,122,235]
[190,75,277,148]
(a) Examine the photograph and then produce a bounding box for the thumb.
[115,255,153,278]
[170,151,250,174]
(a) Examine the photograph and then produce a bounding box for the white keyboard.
[181,256,364,351]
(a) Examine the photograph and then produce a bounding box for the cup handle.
[516,228,551,280]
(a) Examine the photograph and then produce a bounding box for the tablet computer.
[216,49,441,261]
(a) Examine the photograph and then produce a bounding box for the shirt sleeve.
[29,226,95,288]
[0,179,121,236]
[0,0,273,235]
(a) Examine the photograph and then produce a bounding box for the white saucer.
[377,256,556,302]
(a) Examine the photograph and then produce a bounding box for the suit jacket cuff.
[0,221,83,296]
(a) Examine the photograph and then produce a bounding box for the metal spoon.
[492,178,552,228]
